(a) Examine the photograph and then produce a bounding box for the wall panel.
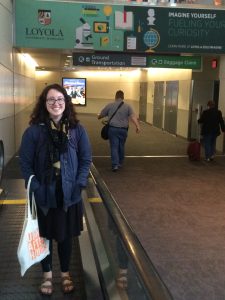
[13,52,36,78]
[14,64,36,152]
[0,116,15,164]
[0,64,13,119]
[177,109,189,138]
[14,73,35,113]
[0,2,36,163]
[0,0,12,11]
[15,105,33,150]
[0,4,13,69]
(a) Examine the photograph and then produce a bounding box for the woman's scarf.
[44,118,69,183]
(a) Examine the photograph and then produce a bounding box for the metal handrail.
[90,163,173,300]
[0,140,4,186]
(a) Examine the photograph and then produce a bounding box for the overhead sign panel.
[15,0,225,54]
[73,53,147,67]
[73,53,201,69]
[147,56,202,69]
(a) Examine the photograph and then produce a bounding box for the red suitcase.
[187,140,201,161]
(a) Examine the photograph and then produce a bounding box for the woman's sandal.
[61,276,75,294]
[39,278,53,296]
[116,269,128,289]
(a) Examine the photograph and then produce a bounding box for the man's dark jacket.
[198,107,225,136]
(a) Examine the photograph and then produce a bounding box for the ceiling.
[21,48,76,71]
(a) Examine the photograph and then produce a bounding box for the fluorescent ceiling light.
[22,53,39,67]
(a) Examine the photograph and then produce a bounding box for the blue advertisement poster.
[62,78,86,106]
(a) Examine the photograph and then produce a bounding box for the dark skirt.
[37,202,83,242]
[36,175,83,242]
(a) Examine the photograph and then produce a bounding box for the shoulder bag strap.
[26,175,35,220]
[108,102,124,123]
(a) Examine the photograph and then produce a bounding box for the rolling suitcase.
[187,121,201,161]
[187,140,201,161]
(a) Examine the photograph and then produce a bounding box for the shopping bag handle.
[25,175,37,220]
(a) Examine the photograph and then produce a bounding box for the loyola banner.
[15,0,225,54]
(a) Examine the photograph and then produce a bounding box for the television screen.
[62,77,86,106]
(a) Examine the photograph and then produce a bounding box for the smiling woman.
[19,83,92,295]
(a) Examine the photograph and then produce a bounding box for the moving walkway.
[0,149,172,299]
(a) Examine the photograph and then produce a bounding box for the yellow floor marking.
[88,197,102,203]
[0,197,102,204]
[0,199,26,205]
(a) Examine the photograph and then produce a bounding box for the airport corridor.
[81,113,225,300]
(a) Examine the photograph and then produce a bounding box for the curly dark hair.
[29,83,78,127]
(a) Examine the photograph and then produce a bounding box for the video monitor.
[62,77,86,106]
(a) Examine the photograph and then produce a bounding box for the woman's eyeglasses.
[46,97,65,105]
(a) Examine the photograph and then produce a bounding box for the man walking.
[198,100,225,161]
[98,90,140,171]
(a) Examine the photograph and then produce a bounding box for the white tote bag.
[17,175,50,276]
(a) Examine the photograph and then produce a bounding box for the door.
[164,81,178,135]
[139,82,147,122]
[153,81,164,129]
[189,80,218,140]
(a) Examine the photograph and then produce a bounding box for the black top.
[198,107,225,136]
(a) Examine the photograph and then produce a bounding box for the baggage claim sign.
[15,0,225,54]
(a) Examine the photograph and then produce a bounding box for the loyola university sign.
[15,0,225,54]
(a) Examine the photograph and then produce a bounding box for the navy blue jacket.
[19,123,92,211]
